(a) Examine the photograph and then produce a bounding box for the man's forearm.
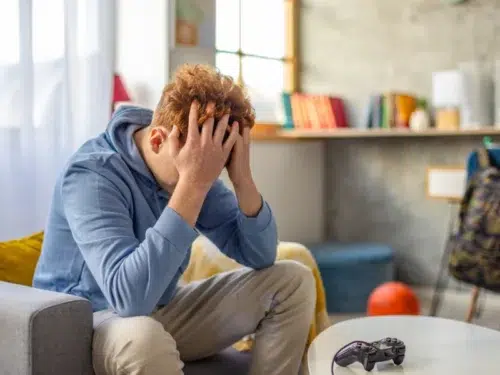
[168,177,208,227]
[234,178,263,217]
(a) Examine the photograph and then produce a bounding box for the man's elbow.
[105,285,155,318]
[112,303,152,318]
[254,256,275,270]
[250,242,277,270]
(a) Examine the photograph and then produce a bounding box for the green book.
[281,92,294,129]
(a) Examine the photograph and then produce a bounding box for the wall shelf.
[273,127,500,140]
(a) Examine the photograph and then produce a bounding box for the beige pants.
[92,260,316,375]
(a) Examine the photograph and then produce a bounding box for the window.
[215,0,298,124]
[0,0,100,128]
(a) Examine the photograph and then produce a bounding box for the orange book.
[307,95,322,129]
[314,96,328,129]
[318,96,335,128]
[298,94,311,129]
[395,94,417,128]
[290,93,302,129]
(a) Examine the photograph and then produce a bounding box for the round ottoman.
[311,242,395,313]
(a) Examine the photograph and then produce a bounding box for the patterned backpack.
[448,147,500,292]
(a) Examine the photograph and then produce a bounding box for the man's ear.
[149,126,168,153]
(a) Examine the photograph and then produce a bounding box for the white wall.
[220,142,325,244]
[115,1,325,244]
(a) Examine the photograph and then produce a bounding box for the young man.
[33,65,315,375]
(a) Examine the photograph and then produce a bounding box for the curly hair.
[151,64,255,138]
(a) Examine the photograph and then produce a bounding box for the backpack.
[448,147,500,292]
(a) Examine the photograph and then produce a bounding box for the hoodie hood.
[105,105,156,185]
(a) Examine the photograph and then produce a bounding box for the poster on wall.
[175,0,214,48]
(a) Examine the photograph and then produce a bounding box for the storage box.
[311,243,395,313]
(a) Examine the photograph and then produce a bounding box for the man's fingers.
[201,116,215,144]
[242,126,251,146]
[223,121,239,154]
[213,114,230,145]
[200,102,216,144]
[187,100,201,142]
[167,125,181,157]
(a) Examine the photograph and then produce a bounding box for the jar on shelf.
[409,99,431,131]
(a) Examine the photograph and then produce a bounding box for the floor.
[329,287,500,331]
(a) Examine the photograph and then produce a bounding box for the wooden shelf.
[276,127,500,140]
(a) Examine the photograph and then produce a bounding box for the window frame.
[215,0,299,126]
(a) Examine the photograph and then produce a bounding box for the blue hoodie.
[33,106,278,317]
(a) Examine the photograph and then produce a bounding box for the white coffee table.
[308,315,500,375]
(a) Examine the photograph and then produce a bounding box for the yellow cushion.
[0,232,44,286]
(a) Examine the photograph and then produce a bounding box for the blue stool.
[311,243,395,313]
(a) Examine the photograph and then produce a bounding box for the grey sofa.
[0,281,250,375]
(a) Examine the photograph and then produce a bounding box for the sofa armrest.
[0,281,94,375]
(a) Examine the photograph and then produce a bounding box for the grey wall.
[300,0,500,285]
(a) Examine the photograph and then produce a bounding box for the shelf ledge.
[276,127,500,139]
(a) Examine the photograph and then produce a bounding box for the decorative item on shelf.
[409,98,431,131]
[175,0,205,47]
[112,73,131,114]
[435,107,460,130]
[431,69,462,128]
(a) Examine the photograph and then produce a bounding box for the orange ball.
[367,281,420,316]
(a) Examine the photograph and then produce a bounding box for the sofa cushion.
[0,232,43,286]
[184,348,251,375]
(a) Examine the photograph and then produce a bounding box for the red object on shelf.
[112,74,131,111]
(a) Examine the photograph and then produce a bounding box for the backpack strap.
[478,147,491,169]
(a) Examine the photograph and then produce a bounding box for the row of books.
[365,93,418,129]
[281,92,348,129]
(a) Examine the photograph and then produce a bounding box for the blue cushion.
[310,242,394,313]
[311,243,393,265]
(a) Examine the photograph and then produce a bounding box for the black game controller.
[332,337,405,373]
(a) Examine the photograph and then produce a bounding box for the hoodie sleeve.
[61,160,198,317]
[195,179,278,269]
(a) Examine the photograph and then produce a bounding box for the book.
[329,97,348,128]
[286,92,349,129]
[280,93,294,129]
[367,92,417,129]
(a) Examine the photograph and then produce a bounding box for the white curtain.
[0,0,115,240]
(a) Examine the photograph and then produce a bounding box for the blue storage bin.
[311,242,395,313]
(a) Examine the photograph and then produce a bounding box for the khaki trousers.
[92,260,316,375]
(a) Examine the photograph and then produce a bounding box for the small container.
[409,99,431,131]
[435,107,460,130]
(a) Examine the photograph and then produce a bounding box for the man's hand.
[169,101,239,192]
[167,101,239,226]
[227,126,263,217]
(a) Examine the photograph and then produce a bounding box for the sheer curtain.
[0,0,115,240]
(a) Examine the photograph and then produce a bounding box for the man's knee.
[267,260,316,301]
[93,315,182,375]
